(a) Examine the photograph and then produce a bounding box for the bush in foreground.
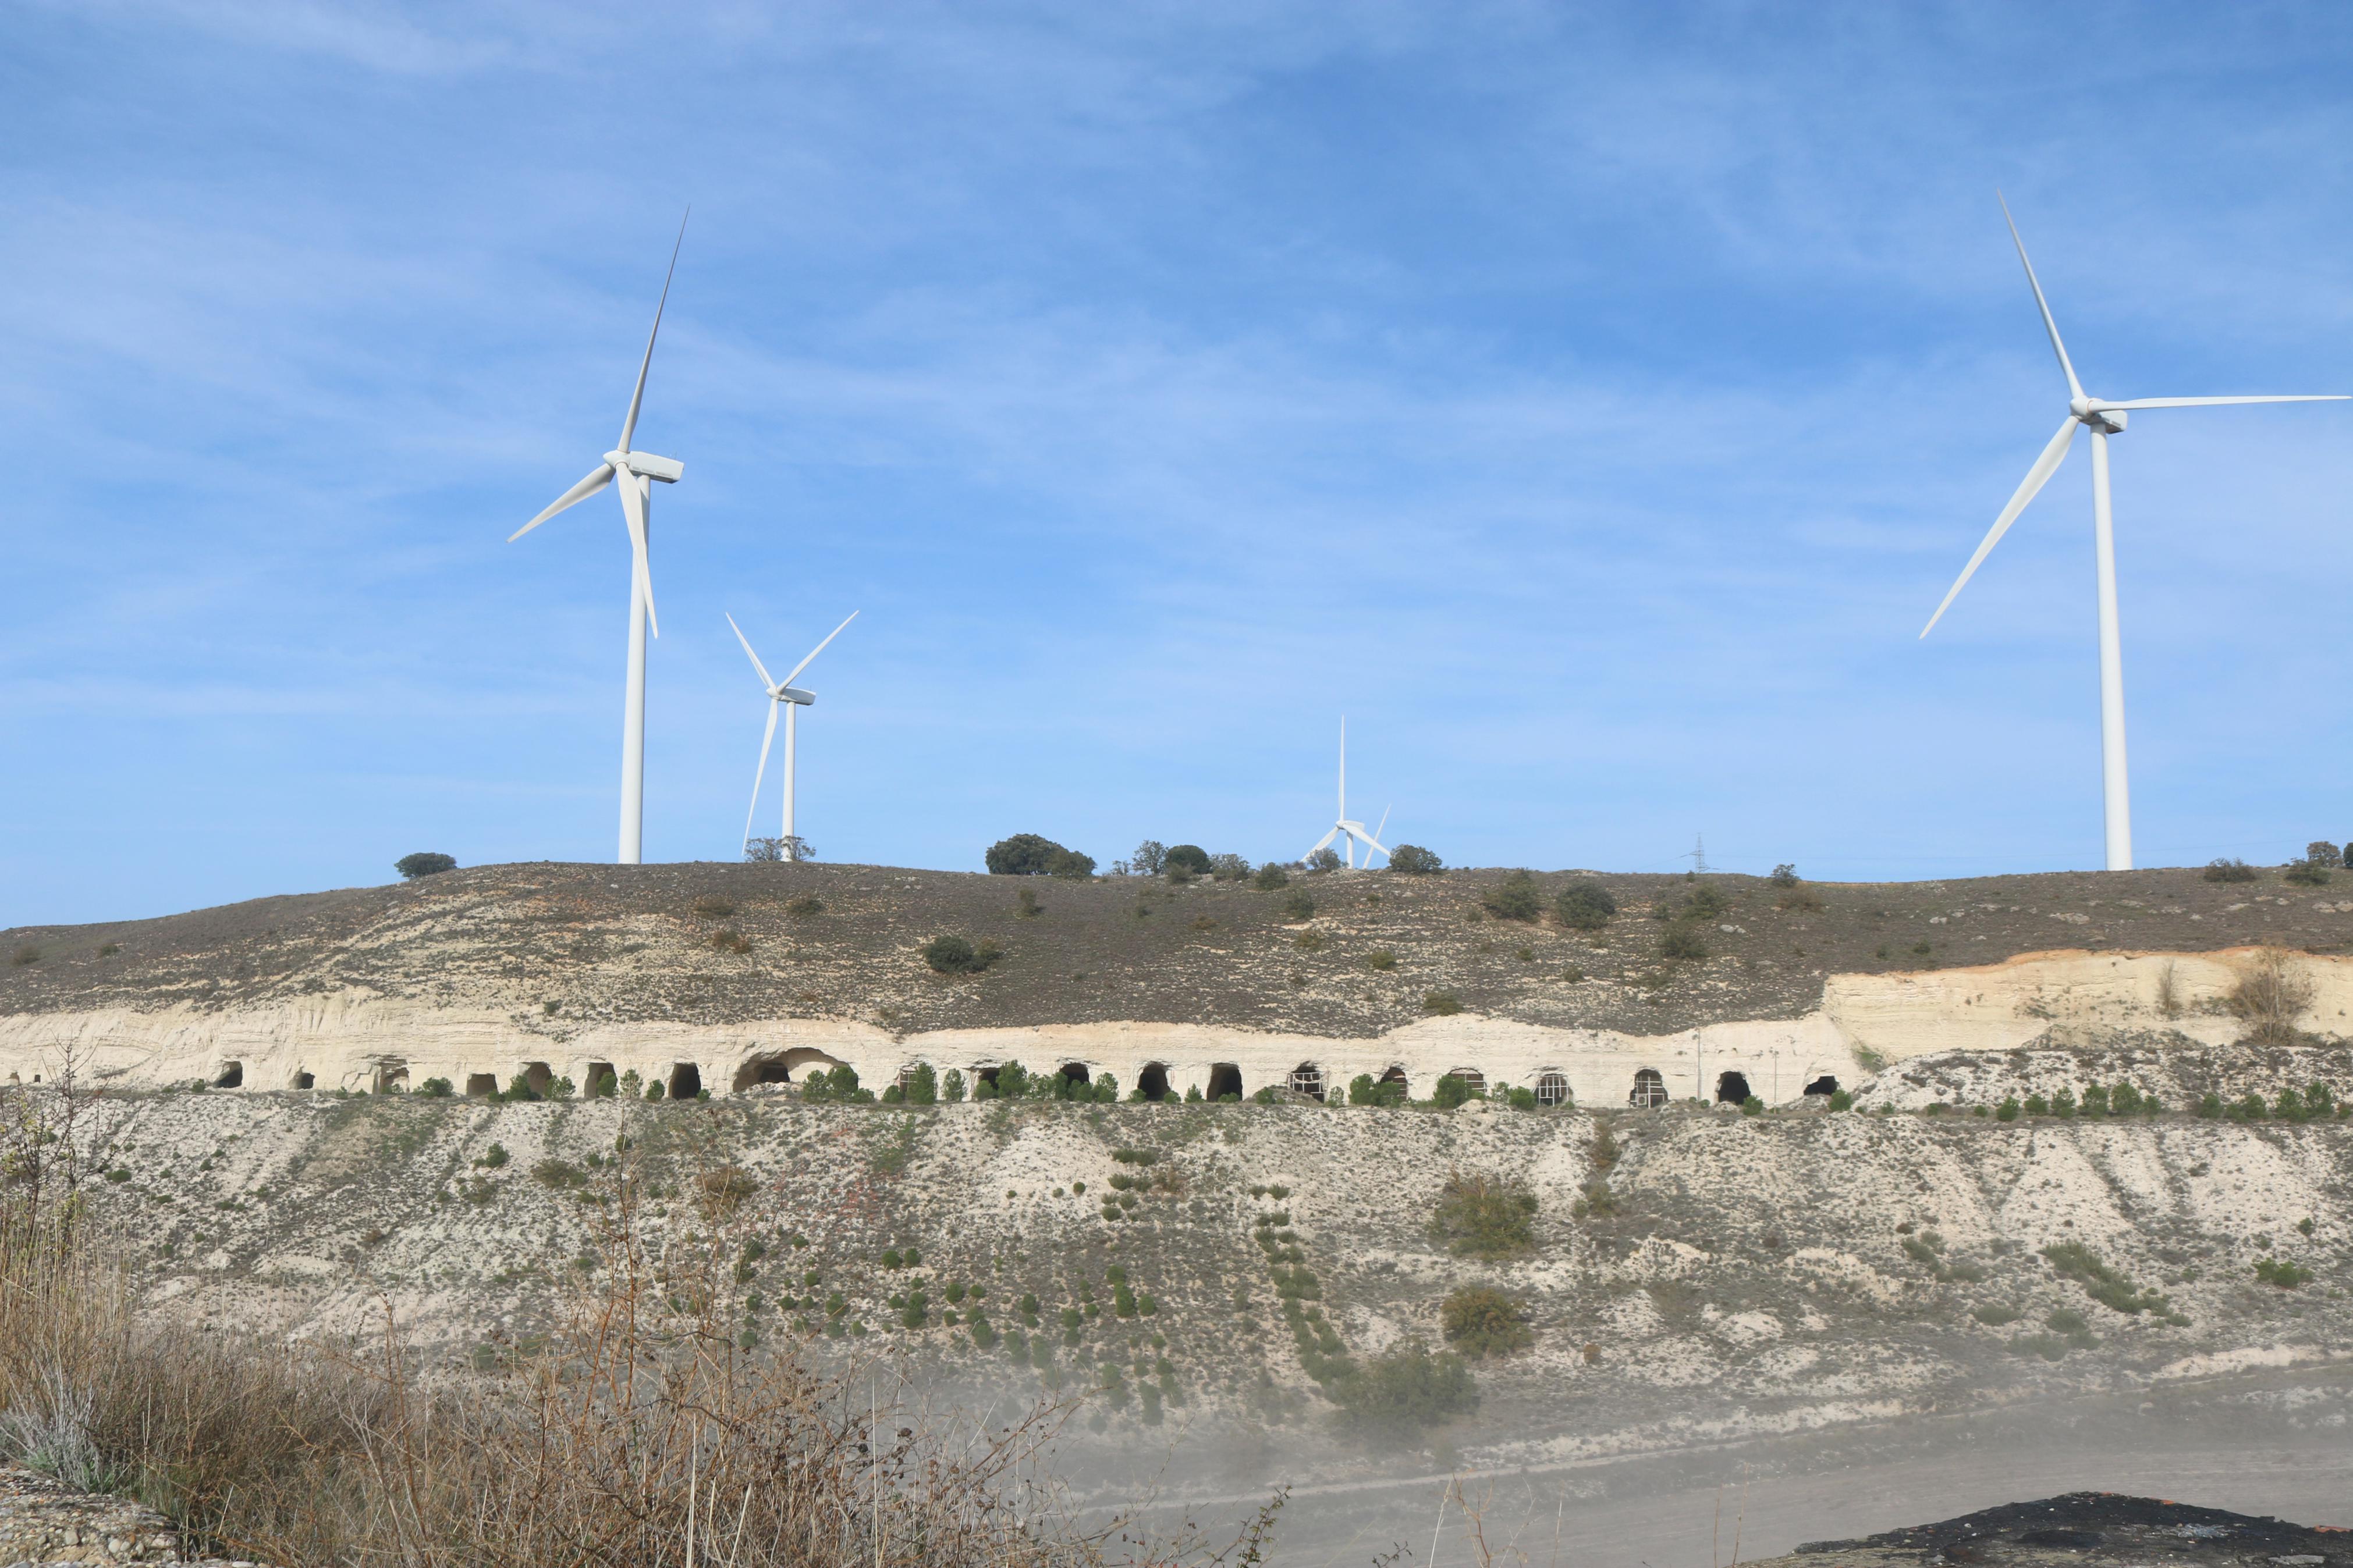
[1387,844,1442,875]
[1554,878,1617,930]
[1439,1285,1531,1359]
[922,935,1003,975]
[394,852,456,880]
[1329,1339,1478,1445]
[1429,1170,1537,1258]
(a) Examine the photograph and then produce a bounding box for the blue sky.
[6,2,2353,927]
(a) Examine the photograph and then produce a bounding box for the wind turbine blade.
[744,699,778,851]
[1305,826,1340,862]
[617,209,690,454]
[510,463,613,542]
[1999,193,2083,403]
[725,612,776,690]
[1337,716,1347,817]
[1358,831,1390,860]
[617,471,658,638]
[1921,413,2079,638]
[780,609,860,688]
[2106,394,2350,410]
[1371,806,1391,844]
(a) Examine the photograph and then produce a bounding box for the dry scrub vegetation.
[0,1069,1276,1567]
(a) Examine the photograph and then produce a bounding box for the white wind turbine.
[1303,718,1391,867]
[1921,196,2346,871]
[727,610,858,861]
[510,216,691,865]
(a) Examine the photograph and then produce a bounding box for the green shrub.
[1769,863,1799,887]
[2022,1093,2047,1117]
[1429,1171,1537,1258]
[1330,1339,1478,1444]
[2285,856,2332,886]
[1253,863,1291,890]
[1440,1286,1531,1358]
[1508,1086,1538,1111]
[1554,879,1617,930]
[2255,1257,2313,1289]
[987,834,1071,875]
[921,934,1002,975]
[785,895,824,919]
[395,852,457,879]
[1366,948,1397,972]
[475,1143,509,1169]
[2203,858,2260,883]
[419,1077,453,1097]
[2042,1242,2172,1315]
[1995,1096,2019,1122]
[904,1061,938,1105]
[1740,1096,1763,1116]
[1165,844,1211,874]
[1422,990,1464,1016]
[2196,1091,2222,1118]
[1282,889,1316,922]
[1659,922,1708,961]
[1208,852,1251,881]
[942,1069,966,1103]
[1971,1303,2022,1326]
[1348,1073,1403,1107]
[1827,1090,1854,1112]
[1482,871,1543,923]
[1387,844,1443,875]
[1307,847,1343,873]
[1430,1072,1481,1110]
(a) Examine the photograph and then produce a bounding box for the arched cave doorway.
[465,1073,498,1098]
[373,1062,409,1096]
[1138,1062,1172,1101]
[520,1062,553,1099]
[1443,1067,1486,1096]
[214,1061,243,1089]
[1206,1063,1243,1102]
[1628,1068,1668,1109]
[1803,1075,1839,1097]
[1535,1071,1571,1108]
[293,1071,315,1090]
[668,1062,703,1101]
[1059,1062,1091,1089]
[1378,1065,1410,1101]
[973,1065,1001,1095]
[733,1048,842,1091]
[585,1061,617,1097]
[1716,1071,1752,1104]
[1287,1062,1325,1101]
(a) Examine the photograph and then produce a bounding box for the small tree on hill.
[985,834,1089,877]
[1128,840,1168,876]
[1481,870,1543,922]
[1555,879,1617,930]
[1164,844,1211,875]
[395,852,457,880]
[1387,844,1442,875]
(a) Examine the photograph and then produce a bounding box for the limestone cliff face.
[5,947,2347,1112]
[41,1086,2353,1485]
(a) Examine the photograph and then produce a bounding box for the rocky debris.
[1786,1491,2348,1568]
[0,1466,262,1566]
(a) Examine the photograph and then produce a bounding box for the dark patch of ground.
[1789,1491,2350,1566]
[3,861,2348,1037]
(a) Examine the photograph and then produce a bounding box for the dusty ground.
[9,862,2353,1042]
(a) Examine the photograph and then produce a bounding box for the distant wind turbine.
[509,214,691,865]
[1921,195,2347,871]
[1304,719,1391,868]
[726,610,858,862]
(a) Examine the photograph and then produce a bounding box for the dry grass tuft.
[2227,948,2313,1043]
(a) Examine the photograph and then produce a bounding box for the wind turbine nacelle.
[780,687,816,706]
[2084,407,2127,435]
[609,450,686,483]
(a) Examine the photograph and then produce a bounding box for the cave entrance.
[973,1065,1001,1096]
[585,1061,617,1097]
[1206,1063,1243,1102]
[669,1062,702,1101]
[214,1062,243,1089]
[293,1071,315,1090]
[465,1073,499,1098]
[1058,1062,1091,1089]
[373,1062,409,1096]
[1716,1071,1752,1104]
[1628,1068,1668,1109]
[1287,1062,1325,1101]
[1803,1075,1839,1097]
[1138,1062,1171,1101]
[1378,1066,1410,1101]
[732,1048,840,1091]
[1443,1068,1486,1095]
[1535,1071,1571,1108]
[521,1062,553,1100]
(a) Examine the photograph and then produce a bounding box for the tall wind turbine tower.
[1304,718,1392,868]
[510,217,690,864]
[1922,197,2345,870]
